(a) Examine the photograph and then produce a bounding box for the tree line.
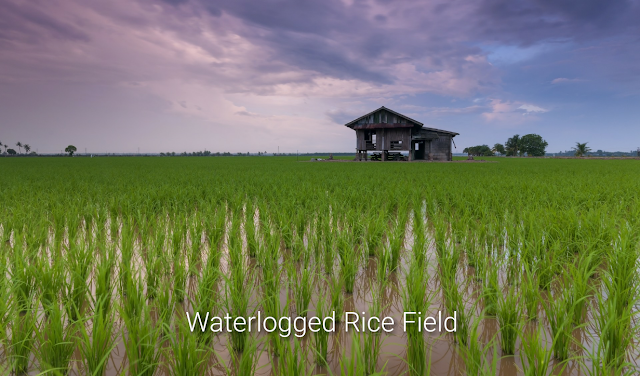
[463,134,548,157]
[0,141,34,155]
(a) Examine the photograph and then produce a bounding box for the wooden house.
[344,107,459,161]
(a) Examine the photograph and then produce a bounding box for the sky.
[1,0,639,154]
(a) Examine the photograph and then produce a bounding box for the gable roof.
[344,106,459,136]
[344,106,423,128]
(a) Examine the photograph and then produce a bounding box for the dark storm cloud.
[0,1,89,45]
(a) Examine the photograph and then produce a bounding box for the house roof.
[344,106,423,127]
[344,106,459,136]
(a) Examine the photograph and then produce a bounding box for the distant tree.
[464,145,493,156]
[16,141,23,154]
[505,135,521,156]
[573,142,591,157]
[520,134,548,156]
[24,144,31,154]
[64,145,77,156]
[7,148,17,155]
[493,143,506,155]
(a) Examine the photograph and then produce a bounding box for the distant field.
[1,157,639,375]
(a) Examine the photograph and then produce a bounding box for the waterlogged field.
[0,156,639,376]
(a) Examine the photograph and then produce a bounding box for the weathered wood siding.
[431,134,452,161]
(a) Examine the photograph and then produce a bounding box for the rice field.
[0,156,639,376]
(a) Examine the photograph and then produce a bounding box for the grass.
[36,304,77,375]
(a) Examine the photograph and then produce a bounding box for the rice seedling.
[36,303,77,375]
[224,244,253,353]
[496,284,522,355]
[222,335,262,376]
[329,274,345,322]
[312,295,330,365]
[362,282,384,375]
[521,264,539,321]
[121,302,161,376]
[459,315,499,376]
[543,286,575,361]
[79,297,117,376]
[166,318,211,376]
[520,324,565,376]
[9,310,37,374]
[339,335,387,376]
[276,337,312,376]
[292,263,313,316]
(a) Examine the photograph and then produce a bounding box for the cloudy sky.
[1,0,639,154]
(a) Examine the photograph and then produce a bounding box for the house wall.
[431,134,452,161]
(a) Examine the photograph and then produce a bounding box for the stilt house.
[344,107,459,161]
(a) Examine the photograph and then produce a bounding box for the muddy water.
[3,214,640,376]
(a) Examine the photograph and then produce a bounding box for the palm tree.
[573,142,591,157]
[16,141,23,154]
[24,144,31,154]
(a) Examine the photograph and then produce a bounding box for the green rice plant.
[312,295,330,365]
[121,302,161,376]
[36,304,77,375]
[402,261,432,376]
[362,283,384,375]
[567,253,596,326]
[9,310,36,374]
[224,251,253,353]
[591,278,638,371]
[173,254,187,303]
[482,260,499,316]
[65,243,92,322]
[388,221,405,272]
[166,318,211,376]
[496,284,522,355]
[542,287,574,361]
[293,265,313,316]
[459,315,499,376]
[339,334,386,376]
[276,337,311,376]
[520,324,565,376]
[94,249,114,320]
[79,297,116,376]
[122,271,145,323]
[155,277,175,338]
[366,217,384,257]
[37,255,64,315]
[222,335,262,376]
[188,218,204,274]
[340,246,359,294]
[329,274,345,322]
[521,264,539,321]
[10,242,37,313]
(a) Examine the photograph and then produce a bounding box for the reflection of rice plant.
[36,304,77,375]
[497,285,522,355]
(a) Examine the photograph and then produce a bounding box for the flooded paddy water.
[1,157,639,376]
